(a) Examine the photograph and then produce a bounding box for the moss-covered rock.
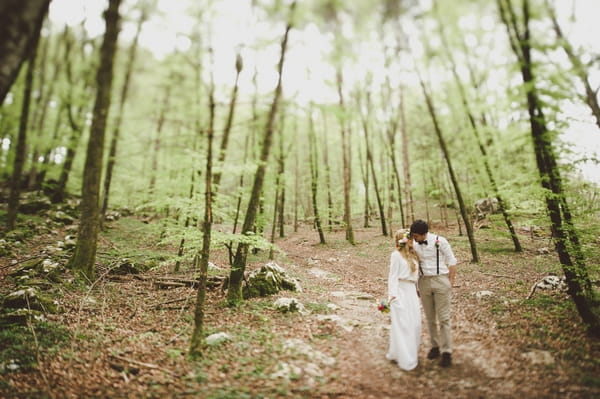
[0,308,45,326]
[2,287,60,314]
[243,262,301,299]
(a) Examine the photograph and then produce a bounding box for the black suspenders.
[436,235,440,275]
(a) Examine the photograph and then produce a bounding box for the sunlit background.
[46,0,600,183]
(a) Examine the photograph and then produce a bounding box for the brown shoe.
[427,347,440,359]
[440,352,452,367]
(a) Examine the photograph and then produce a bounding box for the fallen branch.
[109,353,177,376]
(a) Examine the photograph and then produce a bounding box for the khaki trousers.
[418,274,452,353]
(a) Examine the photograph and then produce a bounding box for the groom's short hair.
[410,219,429,235]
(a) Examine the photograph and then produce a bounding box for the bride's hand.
[388,296,396,303]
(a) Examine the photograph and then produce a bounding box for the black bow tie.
[418,240,428,245]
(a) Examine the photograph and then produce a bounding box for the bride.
[386,229,421,370]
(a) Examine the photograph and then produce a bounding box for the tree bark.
[227,2,295,305]
[68,0,122,281]
[0,0,49,105]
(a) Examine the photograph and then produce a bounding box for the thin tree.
[417,72,479,263]
[189,48,217,358]
[359,90,388,236]
[227,2,296,305]
[68,0,122,281]
[101,6,149,223]
[336,68,355,244]
[148,82,172,197]
[498,0,600,336]
[6,34,39,230]
[213,53,243,191]
[308,105,326,244]
[0,0,50,105]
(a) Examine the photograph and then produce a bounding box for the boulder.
[243,262,301,299]
[18,196,52,214]
[205,332,231,346]
[51,211,75,225]
[274,297,307,314]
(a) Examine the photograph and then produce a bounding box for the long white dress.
[385,250,421,370]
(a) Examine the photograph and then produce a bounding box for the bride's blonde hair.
[394,229,418,273]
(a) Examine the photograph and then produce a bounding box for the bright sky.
[48,0,600,183]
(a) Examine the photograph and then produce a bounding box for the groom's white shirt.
[413,232,457,276]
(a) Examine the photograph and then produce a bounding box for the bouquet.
[377,299,391,313]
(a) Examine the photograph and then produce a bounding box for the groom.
[410,219,458,367]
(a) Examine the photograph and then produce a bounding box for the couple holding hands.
[385,219,458,370]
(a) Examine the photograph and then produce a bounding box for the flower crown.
[397,232,410,247]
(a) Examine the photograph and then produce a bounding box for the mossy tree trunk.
[68,0,122,282]
[227,2,295,305]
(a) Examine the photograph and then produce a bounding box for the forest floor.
[1,215,600,398]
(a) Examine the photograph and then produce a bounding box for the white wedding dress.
[386,251,421,370]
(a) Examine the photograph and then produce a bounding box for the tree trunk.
[336,68,355,244]
[499,0,600,336]
[359,95,387,236]
[0,0,49,105]
[68,0,122,282]
[213,53,243,191]
[189,60,216,358]
[6,37,39,230]
[227,3,295,305]
[101,8,147,224]
[309,106,326,244]
[399,88,414,222]
[321,113,334,232]
[360,143,370,228]
[148,83,171,197]
[418,74,479,262]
